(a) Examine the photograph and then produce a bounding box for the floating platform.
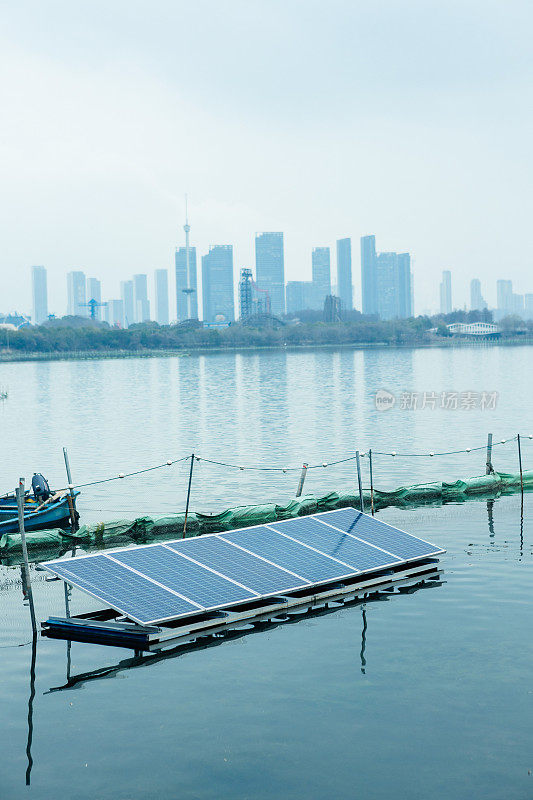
[41,508,445,650]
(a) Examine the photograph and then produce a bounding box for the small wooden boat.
[0,490,80,535]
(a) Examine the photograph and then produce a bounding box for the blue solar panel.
[166,534,309,595]
[48,554,198,623]
[222,526,354,584]
[269,517,403,571]
[43,508,444,625]
[319,508,443,561]
[112,545,255,608]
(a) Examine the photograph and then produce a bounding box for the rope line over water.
[63,434,532,491]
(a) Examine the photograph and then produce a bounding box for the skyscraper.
[286,281,314,314]
[106,299,124,327]
[154,269,169,325]
[470,279,487,311]
[496,279,513,314]
[67,271,87,316]
[360,236,413,319]
[439,270,452,314]
[87,278,102,320]
[375,253,398,320]
[175,247,198,321]
[31,266,48,324]
[336,238,353,311]
[360,235,377,315]
[397,253,413,318]
[120,280,134,328]
[255,232,285,316]
[202,245,235,323]
[311,247,331,309]
[133,274,150,322]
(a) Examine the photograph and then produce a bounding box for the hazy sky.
[1,0,532,316]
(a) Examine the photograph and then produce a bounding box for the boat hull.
[0,493,79,535]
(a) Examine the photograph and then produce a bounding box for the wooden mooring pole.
[369,449,375,516]
[17,478,37,634]
[296,463,308,497]
[356,450,364,513]
[183,453,195,537]
[485,433,494,475]
[62,447,77,528]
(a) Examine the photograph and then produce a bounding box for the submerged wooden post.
[356,450,364,513]
[369,449,375,516]
[62,447,77,528]
[485,433,494,475]
[296,463,308,497]
[183,453,195,537]
[517,434,524,496]
[17,478,37,634]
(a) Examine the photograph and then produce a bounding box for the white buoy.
[118,473,125,479]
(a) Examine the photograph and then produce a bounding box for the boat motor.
[32,473,51,503]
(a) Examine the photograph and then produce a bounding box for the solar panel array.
[43,508,444,625]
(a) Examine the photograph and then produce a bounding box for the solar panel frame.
[43,508,445,625]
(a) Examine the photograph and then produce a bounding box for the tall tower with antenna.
[182,195,195,320]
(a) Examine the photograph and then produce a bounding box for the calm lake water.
[1,344,532,799]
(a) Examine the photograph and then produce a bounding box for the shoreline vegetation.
[1,311,532,363]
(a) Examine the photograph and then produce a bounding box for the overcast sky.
[1,0,532,317]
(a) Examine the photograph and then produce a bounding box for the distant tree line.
[1,309,531,356]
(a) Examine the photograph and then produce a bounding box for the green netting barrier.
[2,469,532,561]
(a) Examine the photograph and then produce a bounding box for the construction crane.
[81,299,108,320]
[238,269,271,320]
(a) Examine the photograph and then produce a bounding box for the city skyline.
[26,232,533,326]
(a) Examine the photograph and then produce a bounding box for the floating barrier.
[1,469,531,564]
